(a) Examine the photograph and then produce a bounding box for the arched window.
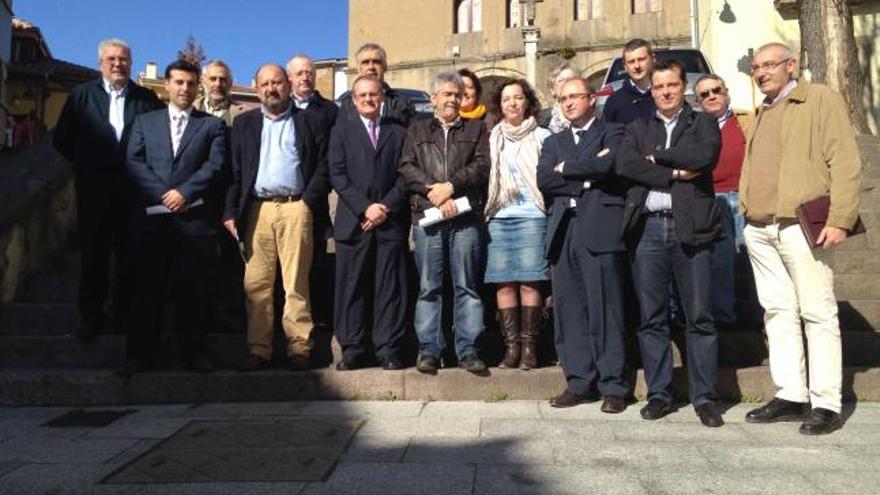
[508,0,526,28]
[632,0,662,14]
[575,0,603,20]
[455,0,482,33]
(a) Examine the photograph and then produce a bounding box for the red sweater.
[713,117,746,193]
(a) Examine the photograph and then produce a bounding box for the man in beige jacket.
[739,42,861,435]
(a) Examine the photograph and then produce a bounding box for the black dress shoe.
[335,359,361,371]
[799,408,842,435]
[114,357,154,380]
[379,356,403,370]
[695,402,725,427]
[458,354,487,373]
[239,354,270,372]
[550,390,596,408]
[640,399,675,420]
[416,355,439,374]
[745,398,808,424]
[186,356,216,373]
[600,395,627,414]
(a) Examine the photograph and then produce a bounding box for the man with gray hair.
[54,38,163,341]
[194,60,248,127]
[537,61,579,132]
[337,42,415,127]
[399,71,490,374]
[740,42,862,435]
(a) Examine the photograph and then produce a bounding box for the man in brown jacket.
[740,42,861,435]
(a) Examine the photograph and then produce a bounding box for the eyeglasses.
[750,58,789,74]
[698,86,724,99]
[102,56,130,66]
[557,93,590,105]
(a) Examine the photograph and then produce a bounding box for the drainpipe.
[690,0,699,49]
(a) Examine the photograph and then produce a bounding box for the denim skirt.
[485,217,549,283]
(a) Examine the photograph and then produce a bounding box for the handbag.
[795,195,866,247]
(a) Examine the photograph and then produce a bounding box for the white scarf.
[485,116,545,219]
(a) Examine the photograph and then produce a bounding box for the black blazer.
[616,104,722,246]
[329,116,409,242]
[302,91,339,238]
[537,120,627,263]
[125,108,227,236]
[223,103,330,235]
[54,78,164,172]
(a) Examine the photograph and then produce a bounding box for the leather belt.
[645,210,674,218]
[258,194,302,203]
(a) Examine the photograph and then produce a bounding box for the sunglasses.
[698,86,724,99]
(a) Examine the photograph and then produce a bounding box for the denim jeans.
[631,215,718,406]
[412,216,485,359]
[710,194,738,325]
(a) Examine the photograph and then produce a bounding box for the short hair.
[623,38,652,56]
[165,59,200,79]
[202,59,232,80]
[352,74,383,93]
[355,43,387,67]
[97,38,131,62]
[431,71,464,95]
[546,61,580,92]
[254,63,288,84]
[695,74,726,91]
[492,78,541,121]
[561,77,591,96]
[458,68,482,100]
[286,53,315,72]
[651,59,686,84]
[754,42,792,60]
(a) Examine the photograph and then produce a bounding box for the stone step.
[835,274,880,301]
[1,365,878,406]
[825,250,880,274]
[0,302,78,335]
[840,300,880,332]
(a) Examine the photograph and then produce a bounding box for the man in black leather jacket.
[398,71,490,374]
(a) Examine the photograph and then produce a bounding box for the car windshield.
[605,50,711,85]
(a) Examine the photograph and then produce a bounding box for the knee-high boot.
[497,307,521,368]
[520,306,543,370]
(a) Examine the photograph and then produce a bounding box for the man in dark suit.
[53,38,164,341]
[537,78,629,413]
[616,60,724,427]
[223,64,330,372]
[329,75,409,370]
[120,60,226,377]
[336,43,414,127]
[287,53,339,328]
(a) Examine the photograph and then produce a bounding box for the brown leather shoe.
[239,354,270,372]
[289,353,311,371]
[600,395,627,414]
[520,306,543,369]
[497,307,521,368]
[550,390,597,408]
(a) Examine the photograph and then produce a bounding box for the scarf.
[485,116,545,219]
[548,104,570,134]
[460,104,487,120]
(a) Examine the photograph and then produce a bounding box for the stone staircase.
[0,136,879,406]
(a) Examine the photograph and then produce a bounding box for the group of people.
[53,35,861,436]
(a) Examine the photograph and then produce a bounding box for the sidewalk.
[1,400,878,494]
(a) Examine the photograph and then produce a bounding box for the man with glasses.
[695,75,746,331]
[537,78,629,412]
[54,38,164,341]
[740,42,861,435]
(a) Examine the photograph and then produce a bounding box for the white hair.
[754,42,792,60]
[97,38,131,62]
[202,59,233,80]
[432,71,464,95]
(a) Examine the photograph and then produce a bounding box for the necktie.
[172,114,185,155]
[576,129,589,146]
[109,90,124,140]
[369,119,378,149]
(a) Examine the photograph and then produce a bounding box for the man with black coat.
[53,38,164,341]
[603,38,656,125]
[616,59,724,427]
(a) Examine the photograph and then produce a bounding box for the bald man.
[223,64,330,371]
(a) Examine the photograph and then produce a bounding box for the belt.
[645,210,674,218]
[258,194,302,203]
[747,217,797,228]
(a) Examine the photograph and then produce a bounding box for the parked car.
[335,88,434,117]
[594,48,713,115]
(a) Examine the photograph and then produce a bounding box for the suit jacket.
[223,103,330,235]
[329,116,409,242]
[616,104,722,246]
[125,108,227,236]
[54,78,165,172]
[537,120,627,263]
[337,82,415,128]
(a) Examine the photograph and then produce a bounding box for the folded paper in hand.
[418,197,472,227]
[145,198,204,215]
[795,195,866,247]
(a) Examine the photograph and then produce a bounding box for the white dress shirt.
[168,105,192,156]
[104,79,127,141]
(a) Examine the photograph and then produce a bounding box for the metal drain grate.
[102,417,363,483]
[42,409,138,428]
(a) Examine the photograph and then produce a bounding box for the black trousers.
[551,212,628,398]
[127,222,216,363]
[73,170,132,331]
[333,234,409,362]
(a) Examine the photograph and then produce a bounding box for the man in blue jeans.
[616,60,724,427]
[399,71,490,373]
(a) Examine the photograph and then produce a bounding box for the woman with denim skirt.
[484,78,550,369]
